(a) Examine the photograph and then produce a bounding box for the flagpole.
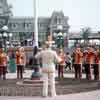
[31,0,41,80]
[34,0,38,47]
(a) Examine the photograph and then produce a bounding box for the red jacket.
[16,51,26,65]
[73,51,83,64]
[59,54,65,65]
[95,51,100,64]
[84,51,94,64]
[0,53,7,66]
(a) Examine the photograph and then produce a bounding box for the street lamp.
[0,34,3,48]
[9,33,13,47]
[54,25,68,49]
[9,33,13,38]
[0,25,13,52]
[3,32,8,52]
[33,0,38,47]
[2,25,8,31]
[54,32,66,49]
[2,26,8,52]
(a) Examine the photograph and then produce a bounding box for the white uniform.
[35,48,61,97]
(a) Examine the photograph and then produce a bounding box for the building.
[0,0,70,47]
[0,0,12,28]
[0,0,100,48]
[7,12,69,45]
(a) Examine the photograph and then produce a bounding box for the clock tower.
[0,0,12,28]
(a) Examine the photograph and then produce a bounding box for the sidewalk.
[6,70,95,80]
[0,90,100,100]
[0,70,100,99]
[6,70,33,79]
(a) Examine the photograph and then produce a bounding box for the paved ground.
[0,90,100,100]
[5,69,95,79]
[0,70,100,97]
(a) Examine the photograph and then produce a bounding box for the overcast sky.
[8,0,100,32]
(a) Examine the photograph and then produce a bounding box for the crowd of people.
[0,47,26,80]
[0,41,100,97]
[0,44,100,81]
[0,44,100,80]
[57,46,100,81]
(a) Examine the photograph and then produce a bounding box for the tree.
[81,27,91,48]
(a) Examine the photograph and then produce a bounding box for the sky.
[7,0,100,32]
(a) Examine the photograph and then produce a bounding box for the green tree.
[81,27,91,48]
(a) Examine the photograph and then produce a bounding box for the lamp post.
[0,34,3,48]
[9,32,13,47]
[30,0,42,80]
[57,32,63,48]
[0,25,13,52]
[54,32,66,49]
[2,26,8,52]
[33,0,38,47]
[3,32,8,52]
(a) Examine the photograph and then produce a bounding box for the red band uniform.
[58,50,66,78]
[16,48,26,79]
[84,47,94,80]
[0,49,7,80]
[93,48,100,80]
[73,48,83,79]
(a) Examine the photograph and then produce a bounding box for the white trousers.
[42,72,56,97]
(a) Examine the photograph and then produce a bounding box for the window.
[54,18,57,24]
[12,23,17,29]
[24,23,31,29]
[0,8,3,14]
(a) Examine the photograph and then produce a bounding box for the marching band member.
[0,48,7,80]
[73,47,83,79]
[84,47,94,80]
[93,46,100,80]
[58,49,66,79]
[15,47,26,79]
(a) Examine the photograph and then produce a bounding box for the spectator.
[65,52,72,71]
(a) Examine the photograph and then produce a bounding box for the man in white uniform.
[35,42,61,97]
